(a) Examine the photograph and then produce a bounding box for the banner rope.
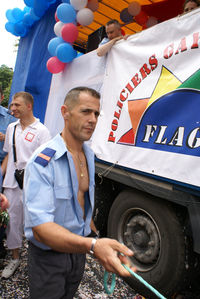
[104,264,167,299]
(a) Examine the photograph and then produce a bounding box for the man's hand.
[0,132,5,142]
[93,238,136,277]
[0,194,9,211]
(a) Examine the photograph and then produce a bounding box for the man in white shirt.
[1,91,51,278]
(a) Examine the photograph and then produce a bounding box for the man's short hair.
[64,87,100,109]
[13,91,34,108]
[106,19,121,28]
[184,0,200,7]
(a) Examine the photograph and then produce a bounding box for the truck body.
[11,5,200,298]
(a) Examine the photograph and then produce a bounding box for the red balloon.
[47,56,66,74]
[55,11,59,22]
[135,10,148,26]
[61,23,79,44]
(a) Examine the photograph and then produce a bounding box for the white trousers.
[4,187,24,250]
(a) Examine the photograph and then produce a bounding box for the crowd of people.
[0,1,199,298]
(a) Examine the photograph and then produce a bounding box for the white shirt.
[3,118,51,188]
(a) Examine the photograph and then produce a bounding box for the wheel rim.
[117,207,161,272]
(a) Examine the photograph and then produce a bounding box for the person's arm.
[33,221,134,276]
[0,132,5,142]
[97,36,123,57]
[1,154,8,176]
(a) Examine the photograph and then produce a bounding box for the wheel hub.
[124,214,160,267]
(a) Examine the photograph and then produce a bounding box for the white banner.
[45,8,200,189]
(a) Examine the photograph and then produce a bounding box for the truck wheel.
[107,190,186,298]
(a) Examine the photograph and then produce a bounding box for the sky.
[0,0,25,69]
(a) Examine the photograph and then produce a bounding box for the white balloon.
[76,8,94,26]
[54,21,65,37]
[70,0,88,11]
[128,1,141,16]
[146,16,158,28]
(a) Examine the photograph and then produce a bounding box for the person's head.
[105,19,122,41]
[61,87,100,142]
[183,0,200,13]
[0,86,4,104]
[10,91,34,119]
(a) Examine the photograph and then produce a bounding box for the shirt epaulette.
[34,147,56,167]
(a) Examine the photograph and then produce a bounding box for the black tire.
[107,190,187,298]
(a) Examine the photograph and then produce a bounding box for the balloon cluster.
[47,0,99,74]
[5,0,57,37]
[120,1,158,30]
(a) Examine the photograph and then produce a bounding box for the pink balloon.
[61,23,79,43]
[47,56,66,74]
[87,0,99,12]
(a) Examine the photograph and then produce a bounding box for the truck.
[10,2,200,298]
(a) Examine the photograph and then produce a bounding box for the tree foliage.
[0,64,13,108]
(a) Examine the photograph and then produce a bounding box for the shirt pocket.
[54,186,74,225]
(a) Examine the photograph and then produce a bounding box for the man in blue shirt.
[97,19,128,57]
[0,87,15,259]
[24,87,134,299]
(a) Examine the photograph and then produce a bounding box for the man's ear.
[61,105,70,120]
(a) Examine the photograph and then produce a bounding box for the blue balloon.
[56,43,77,63]
[23,13,35,27]
[33,0,48,18]
[48,37,64,57]
[24,0,34,7]
[23,6,31,14]
[14,22,28,37]
[12,8,24,23]
[6,9,16,23]
[5,22,17,35]
[30,8,40,21]
[56,3,76,23]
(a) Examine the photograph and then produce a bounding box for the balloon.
[23,13,35,27]
[48,37,64,56]
[56,3,76,23]
[135,10,148,26]
[12,8,24,22]
[24,0,34,7]
[14,22,28,37]
[30,8,40,21]
[128,1,141,16]
[23,6,31,13]
[87,0,99,12]
[62,0,70,3]
[146,16,158,28]
[61,23,78,43]
[5,22,17,35]
[56,43,77,63]
[33,0,48,18]
[47,56,66,74]
[54,21,65,37]
[6,9,17,23]
[76,8,94,26]
[70,0,88,10]
[55,11,59,22]
[120,8,133,23]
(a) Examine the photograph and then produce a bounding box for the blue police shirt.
[23,134,95,250]
[0,106,16,163]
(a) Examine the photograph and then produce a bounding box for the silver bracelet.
[89,238,97,256]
